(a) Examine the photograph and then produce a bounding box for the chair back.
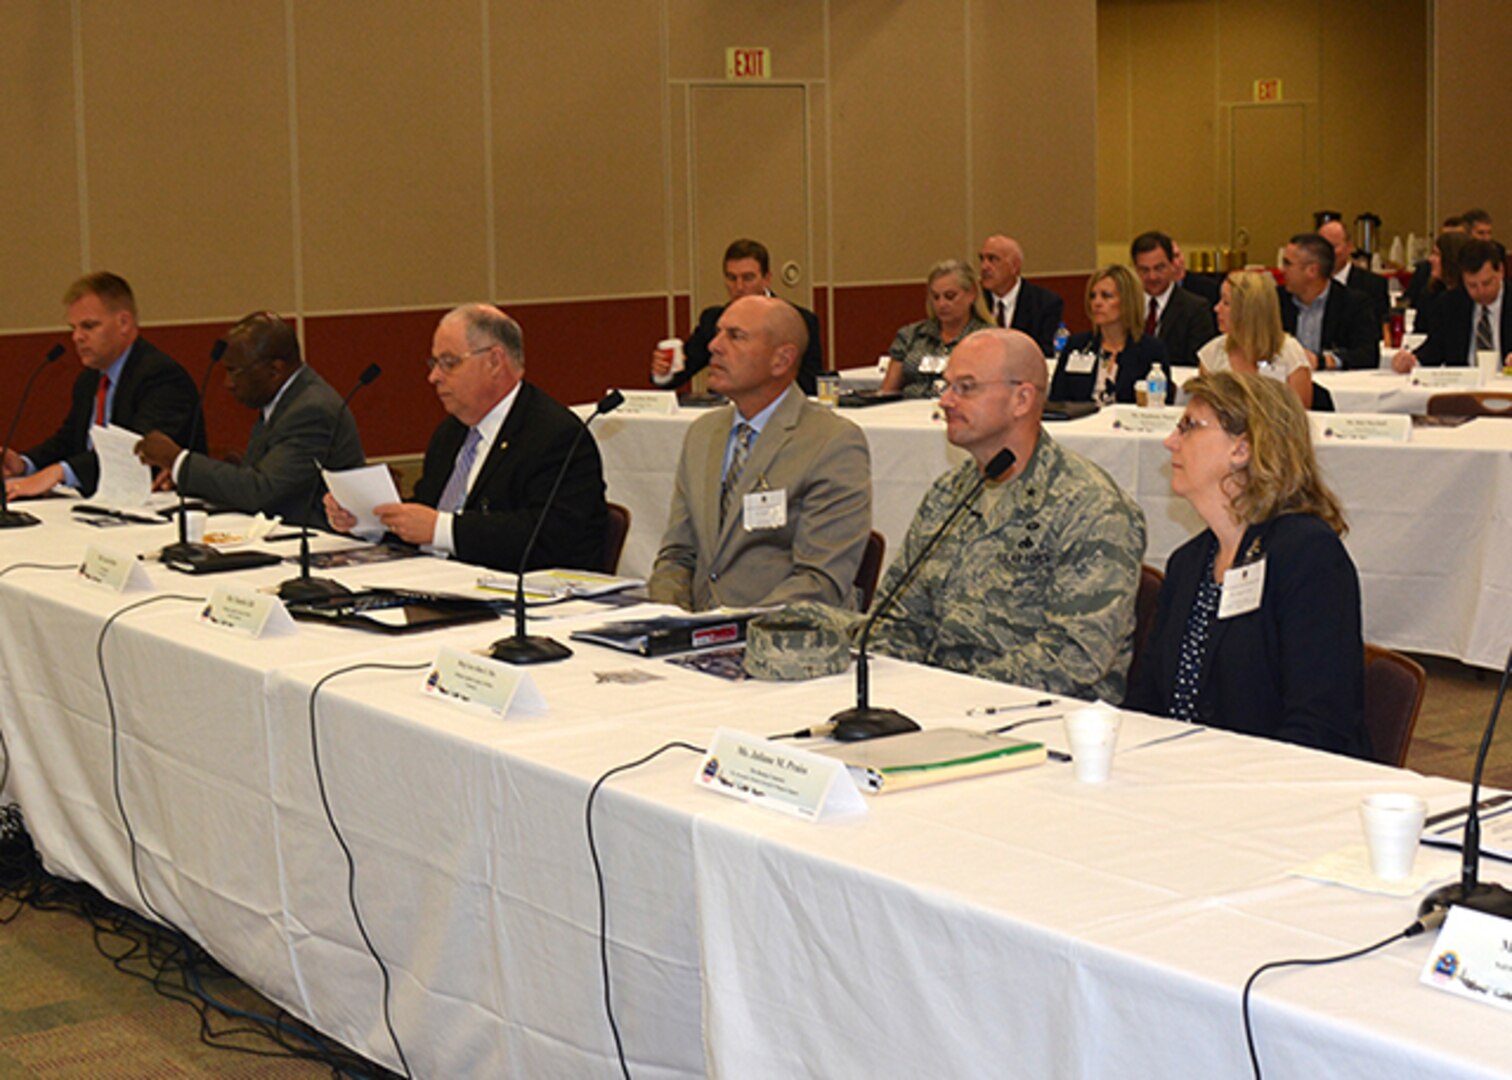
[601,502,631,574]
[1309,383,1335,413]
[1128,564,1165,687]
[1362,643,1427,767]
[854,531,886,611]
[1426,391,1512,417]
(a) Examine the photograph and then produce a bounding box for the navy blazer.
[412,381,608,572]
[25,337,203,496]
[1124,514,1370,759]
[665,298,823,395]
[1278,283,1379,370]
[1344,265,1391,326]
[1009,280,1066,356]
[1049,332,1172,405]
[1411,285,1512,367]
[1153,286,1217,366]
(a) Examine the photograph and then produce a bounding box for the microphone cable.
[1241,915,1440,1079]
[584,739,706,1080]
[307,660,434,1080]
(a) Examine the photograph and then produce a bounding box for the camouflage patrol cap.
[742,602,857,681]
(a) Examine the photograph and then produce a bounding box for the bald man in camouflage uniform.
[870,329,1146,701]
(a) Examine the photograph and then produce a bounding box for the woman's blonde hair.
[1184,370,1347,535]
[1085,265,1145,343]
[925,259,993,325]
[1223,270,1285,365]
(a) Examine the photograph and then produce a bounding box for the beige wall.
[1435,1,1511,229]
[0,1,1098,339]
[1098,0,1430,265]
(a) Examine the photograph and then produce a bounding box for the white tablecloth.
[2,502,1511,1078]
[593,401,1512,670]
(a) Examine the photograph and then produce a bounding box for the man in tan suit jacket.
[648,296,871,611]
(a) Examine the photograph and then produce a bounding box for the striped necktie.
[437,427,482,513]
[721,422,756,526]
[1476,305,1495,353]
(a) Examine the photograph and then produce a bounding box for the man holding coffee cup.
[651,238,823,395]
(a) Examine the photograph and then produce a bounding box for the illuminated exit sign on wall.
[726,47,771,80]
[1253,78,1283,102]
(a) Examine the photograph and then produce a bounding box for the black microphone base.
[159,541,220,565]
[0,508,41,528]
[829,706,921,742]
[276,575,352,604]
[489,634,572,665]
[1418,880,1512,922]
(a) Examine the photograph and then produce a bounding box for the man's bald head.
[709,295,808,416]
[759,296,810,363]
[978,235,1025,297]
[940,329,1046,471]
[1318,220,1352,273]
[975,328,1048,394]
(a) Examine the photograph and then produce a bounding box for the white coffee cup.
[1358,793,1428,881]
[184,509,208,543]
[1064,705,1121,783]
[656,337,686,375]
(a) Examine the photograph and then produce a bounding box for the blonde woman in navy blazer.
[1123,371,1369,758]
[1049,265,1171,405]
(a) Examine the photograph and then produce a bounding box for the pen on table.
[989,714,1063,735]
[1046,750,1071,763]
[967,698,1055,717]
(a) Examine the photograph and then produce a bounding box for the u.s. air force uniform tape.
[742,602,857,681]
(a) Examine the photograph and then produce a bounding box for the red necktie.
[94,374,111,426]
[1145,298,1159,338]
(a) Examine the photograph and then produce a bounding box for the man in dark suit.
[1131,231,1216,365]
[1392,240,1511,372]
[135,312,364,526]
[1171,240,1220,307]
[977,234,1064,355]
[1278,233,1380,370]
[1320,220,1390,328]
[326,304,607,572]
[3,272,202,500]
[651,238,823,395]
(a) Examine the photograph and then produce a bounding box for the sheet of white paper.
[322,464,401,542]
[92,423,152,509]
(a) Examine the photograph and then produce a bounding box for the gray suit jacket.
[648,384,872,612]
[179,364,365,526]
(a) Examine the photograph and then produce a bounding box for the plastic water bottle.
[1052,322,1069,356]
[1146,363,1167,404]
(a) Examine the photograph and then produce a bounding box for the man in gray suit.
[136,311,364,526]
[648,295,872,612]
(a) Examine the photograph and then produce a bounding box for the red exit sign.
[725,47,771,80]
[1253,78,1283,103]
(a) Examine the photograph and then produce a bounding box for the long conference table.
[1,501,1510,1077]
[593,398,1512,671]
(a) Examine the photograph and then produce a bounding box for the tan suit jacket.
[648,384,872,611]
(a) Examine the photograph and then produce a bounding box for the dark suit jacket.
[1123,514,1369,759]
[1179,273,1221,307]
[1277,283,1379,370]
[1008,280,1066,356]
[412,381,607,573]
[1343,265,1391,326]
[178,365,364,526]
[1411,286,1512,367]
[1048,332,1172,405]
[667,298,823,395]
[1152,286,1216,366]
[25,337,203,497]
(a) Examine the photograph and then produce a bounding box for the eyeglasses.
[426,345,492,372]
[934,377,1026,399]
[1173,416,1214,436]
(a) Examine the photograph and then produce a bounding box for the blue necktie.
[438,427,482,513]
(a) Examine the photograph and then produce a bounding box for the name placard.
[1108,405,1182,435]
[695,727,865,822]
[199,584,295,638]
[614,390,679,417]
[1410,367,1483,389]
[1421,905,1512,1013]
[1309,413,1412,443]
[421,645,546,718]
[78,545,151,592]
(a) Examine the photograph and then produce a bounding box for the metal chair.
[1362,643,1427,767]
[1425,391,1512,417]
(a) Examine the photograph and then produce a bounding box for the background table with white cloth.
[594,400,1512,670]
[1,501,1511,1076]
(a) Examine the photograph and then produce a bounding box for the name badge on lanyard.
[1065,349,1097,375]
[1218,557,1266,619]
[744,488,787,531]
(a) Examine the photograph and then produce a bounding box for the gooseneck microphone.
[1419,642,1512,922]
[830,446,1017,742]
[0,344,66,529]
[490,390,624,664]
[276,363,382,603]
[159,339,227,564]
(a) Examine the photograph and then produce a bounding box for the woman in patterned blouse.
[880,260,993,398]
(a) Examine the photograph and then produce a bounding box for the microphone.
[830,446,1017,742]
[0,344,66,528]
[489,390,624,664]
[1418,642,1512,923]
[159,339,227,564]
[276,363,382,603]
